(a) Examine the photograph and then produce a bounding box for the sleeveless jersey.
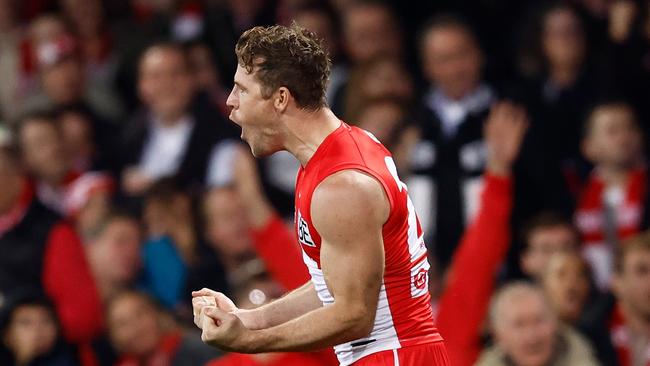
[294,123,442,365]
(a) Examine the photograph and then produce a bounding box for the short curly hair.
[235,23,331,110]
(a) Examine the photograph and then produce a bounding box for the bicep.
[311,171,389,310]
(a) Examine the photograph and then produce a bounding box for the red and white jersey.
[294,123,442,365]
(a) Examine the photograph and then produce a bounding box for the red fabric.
[207,351,331,366]
[249,214,309,291]
[353,341,450,365]
[116,333,183,366]
[575,168,646,245]
[435,174,513,366]
[609,304,650,366]
[77,342,100,366]
[42,222,103,343]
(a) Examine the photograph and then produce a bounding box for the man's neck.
[282,107,342,166]
[549,63,580,89]
[155,111,188,127]
[621,302,650,338]
[0,176,24,216]
[597,165,632,187]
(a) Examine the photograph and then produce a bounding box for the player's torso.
[294,123,441,365]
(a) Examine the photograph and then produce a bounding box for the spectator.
[140,179,195,310]
[0,0,24,122]
[203,186,258,278]
[575,101,645,290]
[354,96,416,174]
[118,42,236,196]
[340,0,402,67]
[328,0,403,115]
[599,0,650,139]
[23,32,124,124]
[518,2,596,174]
[541,252,593,325]
[519,212,580,281]
[59,0,118,89]
[230,146,311,291]
[0,145,103,343]
[14,111,114,222]
[56,104,108,172]
[343,55,414,123]
[435,101,527,366]
[0,291,79,366]
[85,210,142,302]
[107,290,220,366]
[410,14,496,269]
[476,282,598,366]
[581,231,650,365]
[355,96,408,146]
[185,41,231,119]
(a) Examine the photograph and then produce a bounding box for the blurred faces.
[204,187,252,259]
[41,58,84,105]
[29,15,67,47]
[422,26,482,100]
[60,0,103,37]
[138,46,195,124]
[542,252,591,324]
[357,100,405,144]
[542,7,585,71]
[187,43,220,91]
[343,4,401,63]
[18,118,69,184]
[294,9,338,59]
[107,292,162,358]
[521,224,578,279]
[226,65,283,157]
[493,285,558,366]
[59,110,95,170]
[87,217,142,288]
[583,104,642,169]
[0,149,22,214]
[613,246,650,322]
[3,305,58,365]
[361,58,413,101]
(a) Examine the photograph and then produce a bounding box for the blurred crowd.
[0,0,650,365]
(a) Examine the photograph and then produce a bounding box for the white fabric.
[206,140,239,187]
[426,85,494,139]
[139,116,194,179]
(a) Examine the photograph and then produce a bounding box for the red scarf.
[574,169,646,289]
[609,304,650,366]
[115,333,183,366]
[575,168,646,244]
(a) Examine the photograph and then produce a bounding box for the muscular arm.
[198,170,389,353]
[235,281,321,329]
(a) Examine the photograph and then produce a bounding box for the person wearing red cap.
[0,144,103,344]
[21,32,124,124]
[14,110,114,238]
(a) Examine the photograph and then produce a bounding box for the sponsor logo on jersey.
[297,210,316,247]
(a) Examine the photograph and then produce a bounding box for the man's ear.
[274,87,290,113]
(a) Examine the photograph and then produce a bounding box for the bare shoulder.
[310,170,390,237]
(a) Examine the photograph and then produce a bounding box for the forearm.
[238,301,370,353]
[235,281,321,330]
